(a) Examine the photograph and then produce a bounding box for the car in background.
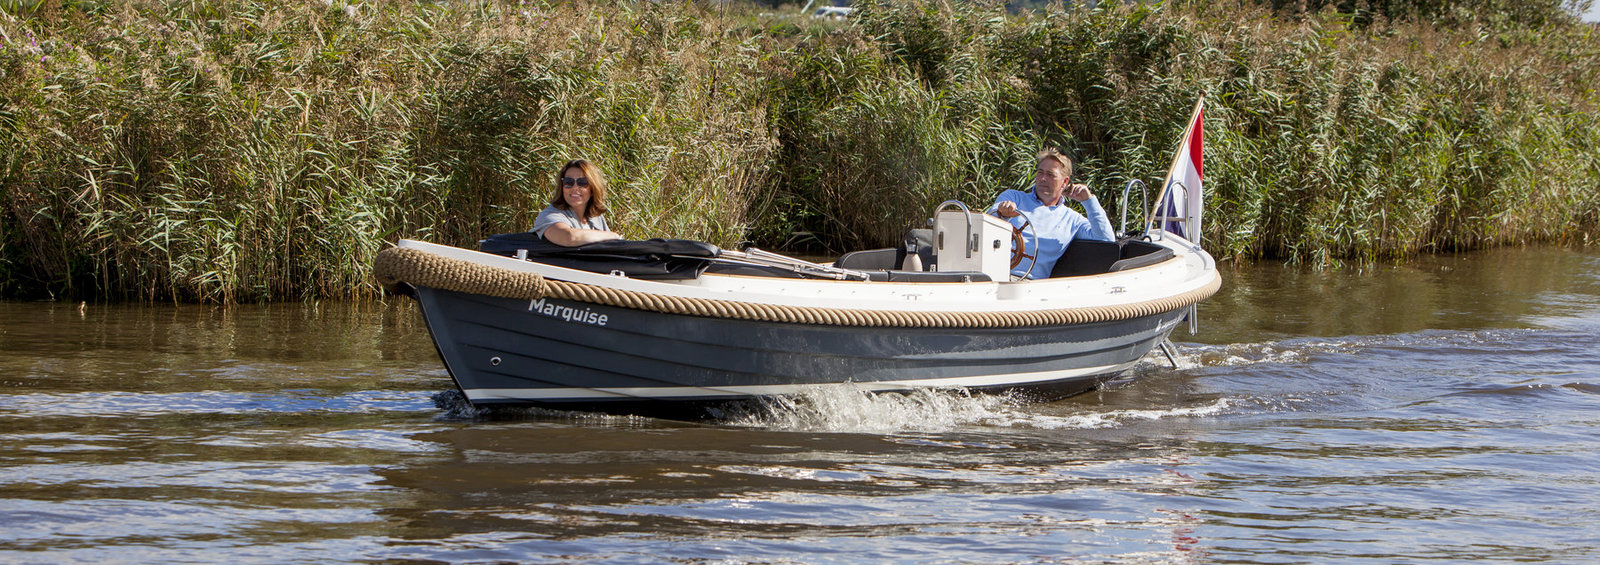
[812,6,853,19]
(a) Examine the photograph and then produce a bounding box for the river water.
[2,246,1597,563]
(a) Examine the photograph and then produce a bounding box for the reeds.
[772,0,1600,261]
[2,0,1597,301]
[2,1,774,300]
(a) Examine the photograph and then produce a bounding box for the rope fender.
[374,246,1221,329]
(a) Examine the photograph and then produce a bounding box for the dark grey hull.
[410,285,1185,417]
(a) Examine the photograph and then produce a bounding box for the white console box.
[934,210,1013,280]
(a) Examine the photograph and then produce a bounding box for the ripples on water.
[2,246,1598,563]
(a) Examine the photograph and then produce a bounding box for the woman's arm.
[541,223,622,246]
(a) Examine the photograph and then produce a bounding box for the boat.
[375,103,1216,419]
[376,191,1218,419]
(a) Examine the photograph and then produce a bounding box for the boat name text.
[528,298,608,326]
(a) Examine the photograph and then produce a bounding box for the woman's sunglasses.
[561,177,590,188]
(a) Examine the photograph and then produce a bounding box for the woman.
[533,159,624,246]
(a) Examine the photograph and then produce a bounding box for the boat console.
[835,198,1178,281]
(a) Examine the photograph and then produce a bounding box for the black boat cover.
[479,233,721,280]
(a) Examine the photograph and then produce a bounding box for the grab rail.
[932,200,975,259]
[1119,179,1147,238]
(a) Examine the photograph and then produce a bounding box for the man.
[992,148,1115,279]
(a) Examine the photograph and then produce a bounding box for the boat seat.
[1112,240,1175,271]
[834,248,898,270]
[1050,238,1175,278]
[862,270,991,283]
[834,229,937,271]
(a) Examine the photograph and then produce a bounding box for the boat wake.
[722,385,1019,432]
[720,380,1234,434]
[431,389,488,419]
[1004,398,1234,430]
[428,389,653,424]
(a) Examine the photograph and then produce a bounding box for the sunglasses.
[561,177,590,188]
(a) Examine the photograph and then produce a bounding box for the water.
[3,246,1598,563]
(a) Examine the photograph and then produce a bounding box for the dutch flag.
[1160,98,1205,243]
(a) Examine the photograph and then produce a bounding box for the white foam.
[725,384,1233,433]
[724,384,1018,432]
[1009,398,1234,430]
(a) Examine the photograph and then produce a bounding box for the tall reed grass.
[2,1,774,300]
[2,0,1597,301]
[768,0,1600,260]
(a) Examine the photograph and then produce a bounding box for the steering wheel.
[993,209,1038,279]
[1009,220,1033,269]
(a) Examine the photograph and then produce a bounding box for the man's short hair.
[1037,148,1073,173]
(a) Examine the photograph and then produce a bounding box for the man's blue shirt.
[993,189,1115,279]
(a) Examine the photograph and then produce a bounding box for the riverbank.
[3,0,1597,301]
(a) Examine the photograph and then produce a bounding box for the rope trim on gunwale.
[374,246,1221,329]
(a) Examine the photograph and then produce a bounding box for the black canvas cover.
[479,233,721,280]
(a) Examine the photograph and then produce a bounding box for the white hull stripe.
[461,361,1136,402]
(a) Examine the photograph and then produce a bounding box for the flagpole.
[1161,97,1205,192]
[1150,96,1205,241]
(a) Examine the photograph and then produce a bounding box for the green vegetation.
[2,0,1597,301]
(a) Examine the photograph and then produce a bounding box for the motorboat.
[375,102,1216,418]
[376,191,1218,419]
